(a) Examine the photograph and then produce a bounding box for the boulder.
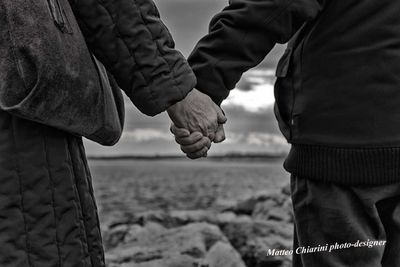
[219,219,293,267]
[252,198,293,223]
[118,255,199,267]
[223,190,288,216]
[106,223,228,266]
[123,222,166,244]
[103,222,167,250]
[103,224,130,249]
[205,242,246,267]
[169,210,218,226]
[281,183,291,197]
[242,236,292,267]
[103,183,295,267]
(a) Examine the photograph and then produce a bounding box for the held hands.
[167,89,227,159]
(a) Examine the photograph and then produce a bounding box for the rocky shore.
[102,183,293,267]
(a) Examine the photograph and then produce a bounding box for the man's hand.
[170,126,212,159]
[170,123,226,159]
[167,89,227,141]
[167,88,227,159]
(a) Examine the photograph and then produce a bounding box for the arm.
[68,0,196,116]
[188,0,326,104]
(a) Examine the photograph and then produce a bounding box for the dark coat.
[0,110,104,267]
[188,0,400,184]
[0,0,195,266]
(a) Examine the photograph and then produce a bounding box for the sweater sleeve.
[68,0,196,116]
[188,0,326,104]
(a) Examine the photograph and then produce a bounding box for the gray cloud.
[84,103,289,156]
[222,105,282,135]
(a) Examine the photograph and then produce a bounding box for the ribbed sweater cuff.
[283,144,400,185]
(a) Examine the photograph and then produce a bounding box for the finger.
[216,107,227,124]
[213,124,226,143]
[170,124,190,137]
[205,137,212,149]
[181,137,211,154]
[200,124,210,137]
[176,132,203,145]
[187,146,209,160]
[208,131,216,142]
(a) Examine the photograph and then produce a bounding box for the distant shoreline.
[87,153,286,161]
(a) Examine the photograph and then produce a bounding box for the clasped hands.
[167,89,227,159]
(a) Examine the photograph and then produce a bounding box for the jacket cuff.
[188,47,231,105]
[130,64,197,116]
[189,64,230,106]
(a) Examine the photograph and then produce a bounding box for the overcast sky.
[84,0,289,156]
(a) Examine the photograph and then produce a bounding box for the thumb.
[216,107,227,124]
[214,124,226,143]
[170,124,190,137]
[208,131,216,142]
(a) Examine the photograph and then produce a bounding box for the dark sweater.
[188,0,400,185]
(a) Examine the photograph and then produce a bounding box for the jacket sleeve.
[188,0,326,104]
[68,0,196,116]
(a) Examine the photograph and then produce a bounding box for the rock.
[103,183,295,267]
[252,198,293,222]
[213,198,237,211]
[214,198,238,211]
[123,222,166,244]
[224,190,287,216]
[226,197,258,215]
[205,242,246,267]
[106,223,229,266]
[133,210,170,226]
[215,212,241,224]
[243,236,292,267]
[267,207,292,222]
[168,210,254,227]
[103,222,167,250]
[103,224,130,249]
[120,210,252,229]
[169,210,217,226]
[281,183,291,196]
[219,219,293,267]
[282,198,294,223]
[252,199,278,219]
[131,210,219,228]
[100,210,137,235]
[118,255,199,267]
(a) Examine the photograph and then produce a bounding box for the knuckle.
[196,143,205,148]
[181,145,189,153]
[197,148,207,156]
[193,142,203,151]
[192,144,199,151]
[175,137,184,145]
[204,139,211,148]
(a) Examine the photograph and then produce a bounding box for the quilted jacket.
[0,0,195,266]
[69,0,196,116]
[0,109,104,267]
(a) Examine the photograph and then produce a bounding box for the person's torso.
[275,0,400,147]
